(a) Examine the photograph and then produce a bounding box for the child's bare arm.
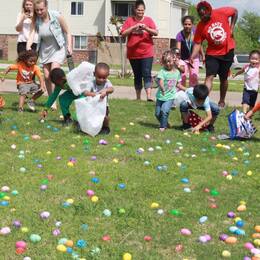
[99,87,114,99]
[158,79,165,95]
[83,90,96,97]
[1,67,11,81]
[192,110,212,132]
[232,68,244,78]
[176,82,186,91]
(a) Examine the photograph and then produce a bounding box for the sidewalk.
[0,79,243,107]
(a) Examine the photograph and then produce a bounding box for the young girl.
[155,50,186,131]
[233,50,260,113]
[1,50,45,112]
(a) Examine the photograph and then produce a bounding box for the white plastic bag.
[67,61,95,96]
[174,90,188,107]
[75,95,107,137]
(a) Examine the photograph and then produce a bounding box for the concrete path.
[0,79,244,107]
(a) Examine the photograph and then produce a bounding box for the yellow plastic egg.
[129,122,134,126]
[239,200,246,205]
[255,225,260,232]
[150,202,159,209]
[256,154,260,158]
[237,147,243,152]
[3,196,10,200]
[247,170,253,176]
[46,151,52,155]
[234,217,242,223]
[222,250,231,257]
[233,157,238,161]
[225,236,237,244]
[57,244,67,252]
[66,199,74,204]
[254,239,260,246]
[91,196,99,203]
[123,253,132,260]
[21,227,29,233]
[113,158,119,163]
[67,162,74,167]
[216,143,222,148]
[176,162,182,167]
[70,144,76,148]
[114,134,120,139]
[226,175,232,180]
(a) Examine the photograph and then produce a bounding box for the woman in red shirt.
[121,0,158,101]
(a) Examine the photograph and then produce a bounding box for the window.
[71,2,84,15]
[112,2,134,18]
[74,36,87,50]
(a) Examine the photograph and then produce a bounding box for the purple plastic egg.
[227,211,236,218]
[199,235,208,243]
[91,156,97,161]
[52,229,61,236]
[243,257,251,260]
[204,234,212,241]
[219,234,229,241]
[13,220,21,228]
[40,185,48,191]
[40,211,50,219]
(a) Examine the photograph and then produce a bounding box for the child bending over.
[1,50,45,112]
[180,84,220,133]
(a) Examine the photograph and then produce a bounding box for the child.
[1,50,44,112]
[245,101,260,120]
[233,50,260,113]
[42,67,81,126]
[155,50,186,131]
[180,84,220,133]
[171,47,185,75]
[84,62,114,134]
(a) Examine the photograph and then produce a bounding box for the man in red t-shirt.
[190,1,238,108]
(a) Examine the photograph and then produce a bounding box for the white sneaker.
[27,99,36,111]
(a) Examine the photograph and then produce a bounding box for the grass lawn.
[0,94,259,259]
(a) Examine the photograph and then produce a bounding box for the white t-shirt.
[16,12,38,43]
[244,65,260,92]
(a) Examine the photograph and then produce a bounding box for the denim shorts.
[18,83,40,95]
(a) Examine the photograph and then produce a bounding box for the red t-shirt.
[194,7,236,56]
[121,16,157,59]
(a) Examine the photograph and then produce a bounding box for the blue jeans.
[180,101,220,117]
[155,99,174,128]
[129,57,153,90]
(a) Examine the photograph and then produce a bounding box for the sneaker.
[27,99,36,112]
[18,107,24,113]
[99,126,110,135]
[206,124,215,133]
[182,123,192,130]
[62,114,73,126]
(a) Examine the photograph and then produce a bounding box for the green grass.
[0,94,259,259]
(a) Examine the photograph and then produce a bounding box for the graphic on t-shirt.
[167,79,176,90]
[207,22,227,45]
[21,69,32,81]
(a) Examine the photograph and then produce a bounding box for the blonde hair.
[34,0,48,6]
[161,50,175,65]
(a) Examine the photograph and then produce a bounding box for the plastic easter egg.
[148,147,154,152]
[181,178,189,184]
[165,139,171,144]
[66,199,74,204]
[183,187,191,193]
[90,247,101,256]
[66,247,73,254]
[16,247,26,254]
[102,235,111,241]
[57,244,67,252]
[16,241,27,249]
[210,189,219,196]
[11,144,17,149]
[252,233,260,239]
[81,224,88,231]
[86,189,95,197]
[52,229,61,236]
[40,211,50,219]
[118,183,126,189]
[234,217,242,222]
[58,238,68,245]
[11,190,18,195]
[254,239,260,246]
[21,227,29,233]
[219,234,229,241]
[144,161,150,166]
[237,205,246,212]
[118,208,126,215]
[91,177,100,184]
[1,186,10,192]
[144,235,152,241]
[199,216,208,224]
[199,235,208,243]
[175,244,183,253]
[227,211,235,218]
[247,170,253,176]
[180,228,191,236]
[23,257,32,260]
[91,196,98,202]
[76,239,87,248]
[244,242,254,250]
[144,134,150,139]
[13,220,21,228]
[65,240,73,247]
[225,236,237,244]
[103,209,111,217]
[170,209,181,216]
[222,250,231,258]
[0,227,11,235]
[236,220,244,227]
[150,202,159,209]
[0,201,9,206]
[30,234,41,243]
[226,175,232,180]
[157,209,164,215]
[40,185,48,191]
[251,248,260,255]
[229,226,238,233]
[123,253,132,260]
[19,167,26,173]
[255,225,260,232]
[137,148,144,154]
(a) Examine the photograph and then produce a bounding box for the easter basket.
[228,109,256,139]
[187,111,208,130]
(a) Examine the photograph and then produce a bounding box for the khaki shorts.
[18,83,40,96]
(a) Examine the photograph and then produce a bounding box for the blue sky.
[188,0,260,17]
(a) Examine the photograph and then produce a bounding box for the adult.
[190,1,238,108]
[27,0,72,109]
[15,0,38,54]
[121,0,158,101]
[176,15,204,87]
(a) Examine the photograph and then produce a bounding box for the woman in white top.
[15,0,38,54]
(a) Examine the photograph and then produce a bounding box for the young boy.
[84,62,114,134]
[41,68,79,125]
[179,84,220,132]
